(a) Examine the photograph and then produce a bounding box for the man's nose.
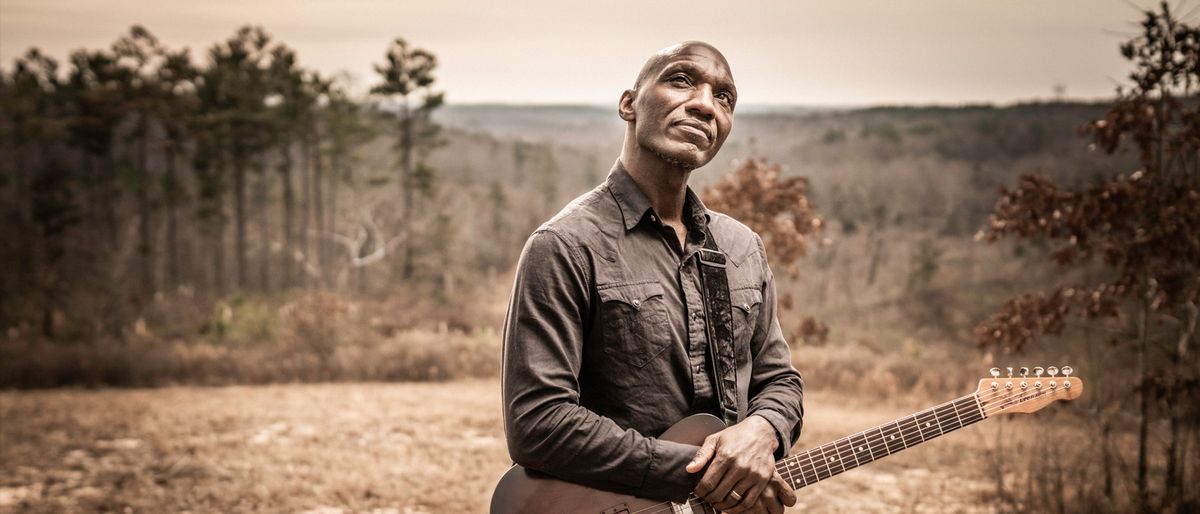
[685,84,716,120]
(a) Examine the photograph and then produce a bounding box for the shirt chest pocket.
[731,287,763,349]
[597,281,671,368]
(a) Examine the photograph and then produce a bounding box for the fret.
[929,403,946,435]
[796,449,819,485]
[934,403,961,432]
[956,396,984,425]
[884,421,906,453]
[914,408,942,441]
[802,450,821,484]
[872,426,891,457]
[818,443,843,477]
[973,393,986,420]
[834,438,855,472]
[782,458,803,489]
[848,432,869,467]
[900,415,923,448]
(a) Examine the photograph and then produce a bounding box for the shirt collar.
[606,159,712,232]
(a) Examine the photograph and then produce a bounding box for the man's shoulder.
[533,182,617,246]
[705,209,763,266]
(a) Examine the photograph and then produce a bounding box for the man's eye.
[670,75,691,86]
[717,92,734,104]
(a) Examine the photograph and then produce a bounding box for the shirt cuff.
[749,410,792,460]
[639,438,702,503]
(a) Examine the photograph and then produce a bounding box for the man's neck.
[619,148,692,225]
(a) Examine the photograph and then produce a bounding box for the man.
[501,41,804,514]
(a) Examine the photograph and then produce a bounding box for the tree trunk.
[212,158,228,297]
[1165,398,1180,509]
[1102,417,1114,500]
[256,161,269,292]
[136,111,154,301]
[313,133,326,286]
[164,142,180,289]
[104,151,120,263]
[279,143,294,290]
[1136,286,1150,509]
[401,101,414,279]
[300,135,312,288]
[329,152,341,292]
[234,154,247,290]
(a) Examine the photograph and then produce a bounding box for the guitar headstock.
[976,365,1083,416]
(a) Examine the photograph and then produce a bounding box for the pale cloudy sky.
[0,0,1174,106]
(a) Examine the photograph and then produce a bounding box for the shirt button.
[632,299,641,307]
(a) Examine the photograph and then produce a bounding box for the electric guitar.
[490,366,1083,514]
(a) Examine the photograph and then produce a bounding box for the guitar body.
[489,413,726,514]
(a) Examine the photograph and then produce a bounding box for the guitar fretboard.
[776,393,985,490]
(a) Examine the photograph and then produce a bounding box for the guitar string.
[633,384,1048,514]
[627,381,1071,514]
[636,397,984,514]
[765,382,1060,489]
[634,383,1066,514]
[780,395,971,487]
[781,391,983,486]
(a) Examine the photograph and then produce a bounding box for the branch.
[313,204,406,269]
[1179,300,1198,358]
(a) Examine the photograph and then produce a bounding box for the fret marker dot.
[889,435,895,440]
[925,422,932,427]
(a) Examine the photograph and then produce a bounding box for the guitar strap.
[696,225,739,428]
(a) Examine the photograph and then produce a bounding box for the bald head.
[632,41,732,91]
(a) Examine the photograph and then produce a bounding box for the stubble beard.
[649,146,699,172]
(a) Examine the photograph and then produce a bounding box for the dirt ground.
[0,381,1005,513]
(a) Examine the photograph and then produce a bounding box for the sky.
[0,0,1180,107]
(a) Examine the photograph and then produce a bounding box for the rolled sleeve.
[501,229,700,502]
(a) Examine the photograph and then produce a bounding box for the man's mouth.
[673,120,712,143]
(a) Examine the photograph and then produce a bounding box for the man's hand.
[686,415,797,513]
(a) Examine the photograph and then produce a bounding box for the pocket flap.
[598,281,665,309]
[731,287,763,313]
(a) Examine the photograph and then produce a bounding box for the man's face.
[627,44,737,170]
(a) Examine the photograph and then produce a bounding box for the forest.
[1,3,1198,513]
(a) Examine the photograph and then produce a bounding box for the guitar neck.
[776,393,986,490]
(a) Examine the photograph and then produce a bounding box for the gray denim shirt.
[501,160,805,503]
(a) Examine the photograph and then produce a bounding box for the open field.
[0,380,1081,513]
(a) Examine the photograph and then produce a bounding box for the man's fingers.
[687,436,718,473]
[722,475,764,514]
[706,463,746,511]
[760,485,784,514]
[737,473,769,511]
[772,472,797,507]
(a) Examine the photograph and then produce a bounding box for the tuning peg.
[989,367,1001,378]
[1034,366,1044,377]
[1048,366,1059,377]
[1007,367,1014,378]
[1061,366,1073,377]
[1020,367,1030,377]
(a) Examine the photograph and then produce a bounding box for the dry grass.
[0,382,507,513]
[0,380,1101,514]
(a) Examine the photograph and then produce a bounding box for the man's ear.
[618,89,636,122]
